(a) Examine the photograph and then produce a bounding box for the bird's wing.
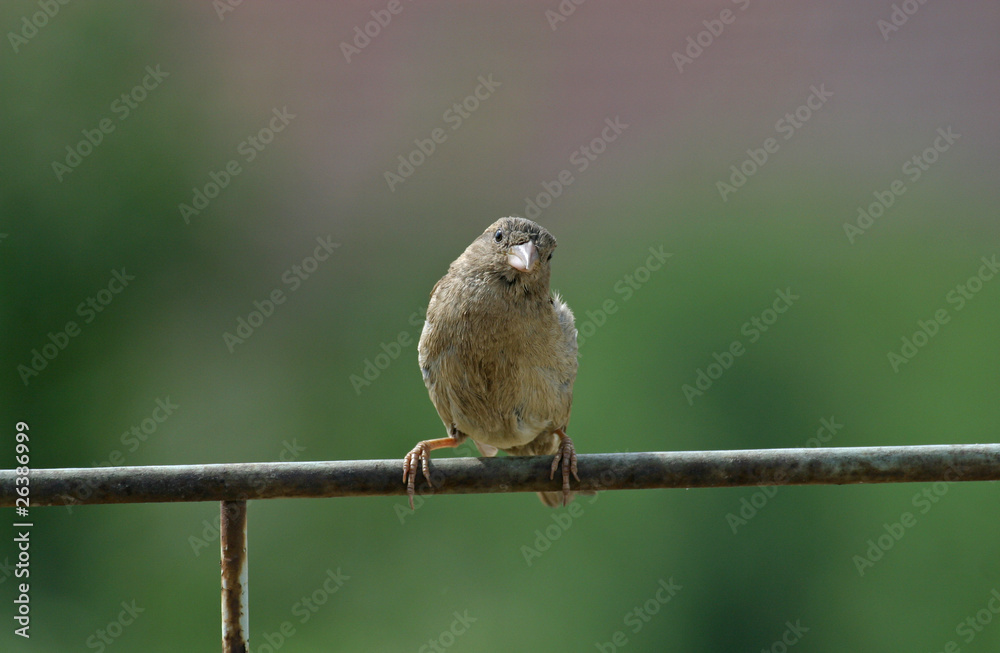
[551,291,579,382]
[428,276,445,301]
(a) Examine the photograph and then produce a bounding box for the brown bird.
[404,217,580,508]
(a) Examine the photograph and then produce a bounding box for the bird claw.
[403,442,434,509]
[549,434,580,507]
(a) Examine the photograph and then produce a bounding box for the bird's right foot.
[402,434,464,509]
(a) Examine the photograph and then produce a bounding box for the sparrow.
[404,217,580,508]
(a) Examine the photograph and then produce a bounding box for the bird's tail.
[506,432,591,507]
[537,489,596,507]
[537,491,570,507]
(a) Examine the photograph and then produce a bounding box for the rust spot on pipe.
[221,500,248,653]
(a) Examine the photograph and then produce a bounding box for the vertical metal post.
[220,500,248,653]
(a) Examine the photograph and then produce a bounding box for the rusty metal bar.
[220,500,248,653]
[2,444,999,506]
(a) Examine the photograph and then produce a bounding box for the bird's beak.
[507,241,539,272]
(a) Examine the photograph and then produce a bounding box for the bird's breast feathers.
[419,291,576,450]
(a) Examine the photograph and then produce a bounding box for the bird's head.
[464,217,557,289]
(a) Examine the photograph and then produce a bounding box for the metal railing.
[4,443,999,652]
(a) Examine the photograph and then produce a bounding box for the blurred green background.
[2,1,999,651]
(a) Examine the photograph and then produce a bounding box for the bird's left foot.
[549,429,580,507]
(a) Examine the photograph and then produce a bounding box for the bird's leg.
[403,428,465,509]
[549,429,580,507]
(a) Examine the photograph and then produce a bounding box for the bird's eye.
[494,229,503,243]
[547,253,552,261]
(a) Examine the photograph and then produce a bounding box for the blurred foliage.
[2,2,999,651]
